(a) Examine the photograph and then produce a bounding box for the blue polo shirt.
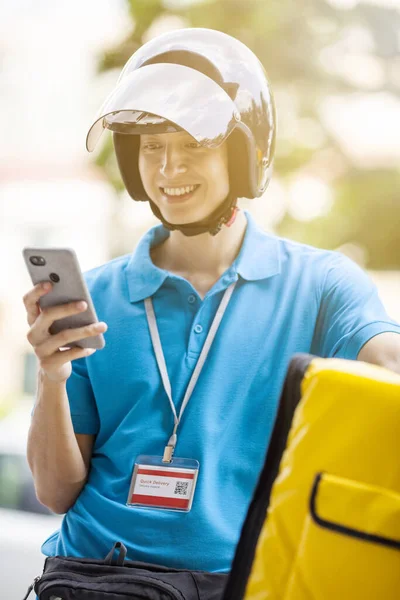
[41,211,400,572]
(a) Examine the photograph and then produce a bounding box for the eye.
[185,141,202,150]
[142,142,162,151]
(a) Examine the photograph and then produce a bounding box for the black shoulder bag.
[23,541,228,600]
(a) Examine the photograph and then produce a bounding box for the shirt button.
[188,294,196,304]
[194,324,203,334]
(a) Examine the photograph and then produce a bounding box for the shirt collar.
[233,211,281,281]
[125,210,281,303]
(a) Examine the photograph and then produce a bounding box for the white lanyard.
[144,281,237,462]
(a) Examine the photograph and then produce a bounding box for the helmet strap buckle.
[225,206,239,228]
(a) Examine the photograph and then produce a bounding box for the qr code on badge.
[174,481,189,495]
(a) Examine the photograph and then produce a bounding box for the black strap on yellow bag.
[223,354,313,600]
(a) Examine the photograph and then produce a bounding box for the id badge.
[127,455,199,512]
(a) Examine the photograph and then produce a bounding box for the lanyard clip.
[162,431,177,463]
[162,445,174,463]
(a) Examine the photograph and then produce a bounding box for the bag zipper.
[22,575,41,600]
[37,571,184,599]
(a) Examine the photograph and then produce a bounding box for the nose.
[159,145,187,179]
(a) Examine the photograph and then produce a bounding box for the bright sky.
[0,0,130,164]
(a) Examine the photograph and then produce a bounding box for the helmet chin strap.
[148,194,238,237]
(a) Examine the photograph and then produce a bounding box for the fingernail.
[42,282,51,290]
[76,301,87,310]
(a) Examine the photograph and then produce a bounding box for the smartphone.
[22,247,105,350]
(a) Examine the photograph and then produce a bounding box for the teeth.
[163,185,197,196]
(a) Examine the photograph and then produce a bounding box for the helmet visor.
[86,63,239,152]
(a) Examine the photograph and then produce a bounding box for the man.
[25,28,400,577]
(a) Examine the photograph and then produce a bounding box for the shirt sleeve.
[65,355,100,435]
[311,252,400,360]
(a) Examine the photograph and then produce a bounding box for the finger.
[33,300,88,340]
[40,346,97,371]
[23,282,52,327]
[35,321,107,360]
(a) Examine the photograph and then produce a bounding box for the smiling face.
[138,130,230,224]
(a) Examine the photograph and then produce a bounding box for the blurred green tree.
[94,0,400,268]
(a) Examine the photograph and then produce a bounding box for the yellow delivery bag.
[224,354,400,600]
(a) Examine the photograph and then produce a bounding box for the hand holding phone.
[22,248,107,384]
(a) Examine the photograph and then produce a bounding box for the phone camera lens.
[30,256,46,266]
[49,273,60,283]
